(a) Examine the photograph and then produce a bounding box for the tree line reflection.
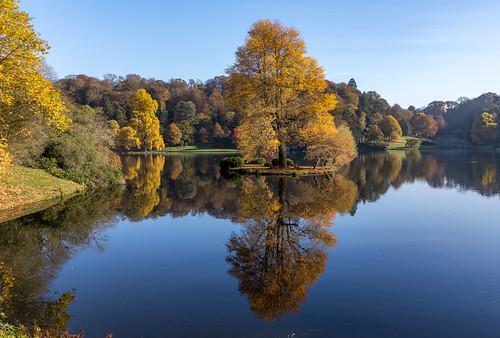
[1,151,499,329]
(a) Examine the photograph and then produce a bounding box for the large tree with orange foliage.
[227,20,337,168]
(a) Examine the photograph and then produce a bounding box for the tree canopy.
[227,20,337,167]
[0,0,69,177]
[129,89,164,150]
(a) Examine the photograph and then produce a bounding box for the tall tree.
[0,0,70,175]
[347,78,358,89]
[227,20,337,167]
[129,89,164,150]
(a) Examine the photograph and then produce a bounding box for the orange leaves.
[227,20,336,162]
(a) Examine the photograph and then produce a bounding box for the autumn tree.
[212,122,224,139]
[379,115,402,140]
[410,112,438,137]
[0,0,70,174]
[470,112,498,145]
[164,123,182,146]
[227,20,337,167]
[117,126,140,150]
[129,89,164,150]
[299,115,357,169]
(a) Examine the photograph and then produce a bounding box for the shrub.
[291,171,299,178]
[272,158,294,166]
[405,138,422,149]
[223,172,244,183]
[264,162,272,168]
[256,169,262,176]
[219,156,244,172]
[250,158,266,165]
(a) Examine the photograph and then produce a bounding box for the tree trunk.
[278,143,286,168]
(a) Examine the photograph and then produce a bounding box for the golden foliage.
[227,20,336,164]
[228,176,358,320]
[126,155,165,216]
[0,0,70,164]
[117,126,140,150]
[300,118,357,169]
[129,89,164,150]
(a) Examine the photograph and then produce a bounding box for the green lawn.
[0,166,83,222]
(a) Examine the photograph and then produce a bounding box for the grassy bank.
[0,166,84,223]
[122,144,240,155]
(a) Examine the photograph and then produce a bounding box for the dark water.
[1,151,500,337]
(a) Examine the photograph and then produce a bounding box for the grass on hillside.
[0,166,83,222]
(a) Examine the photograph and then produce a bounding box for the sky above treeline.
[20,0,500,108]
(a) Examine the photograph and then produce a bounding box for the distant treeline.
[54,74,500,149]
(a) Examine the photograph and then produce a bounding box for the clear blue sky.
[20,0,500,108]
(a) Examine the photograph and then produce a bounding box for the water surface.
[1,151,499,337]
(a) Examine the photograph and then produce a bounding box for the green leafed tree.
[366,124,384,142]
[175,101,196,124]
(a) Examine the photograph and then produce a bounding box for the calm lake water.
[1,151,500,337]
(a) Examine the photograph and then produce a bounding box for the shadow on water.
[0,187,123,333]
[1,150,500,332]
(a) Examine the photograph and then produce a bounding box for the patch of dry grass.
[0,166,83,222]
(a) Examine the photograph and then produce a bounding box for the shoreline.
[0,166,84,223]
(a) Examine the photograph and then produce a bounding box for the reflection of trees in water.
[120,155,165,218]
[345,151,500,204]
[119,155,240,220]
[0,188,122,333]
[227,176,358,321]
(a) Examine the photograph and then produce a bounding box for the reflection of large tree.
[0,188,122,333]
[122,155,165,217]
[226,176,357,321]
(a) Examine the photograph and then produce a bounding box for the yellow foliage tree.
[117,126,140,150]
[0,0,69,176]
[129,89,164,151]
[299,114,357,169]
[227,20,337,167]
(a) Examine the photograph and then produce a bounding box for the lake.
[1,151,499,337]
